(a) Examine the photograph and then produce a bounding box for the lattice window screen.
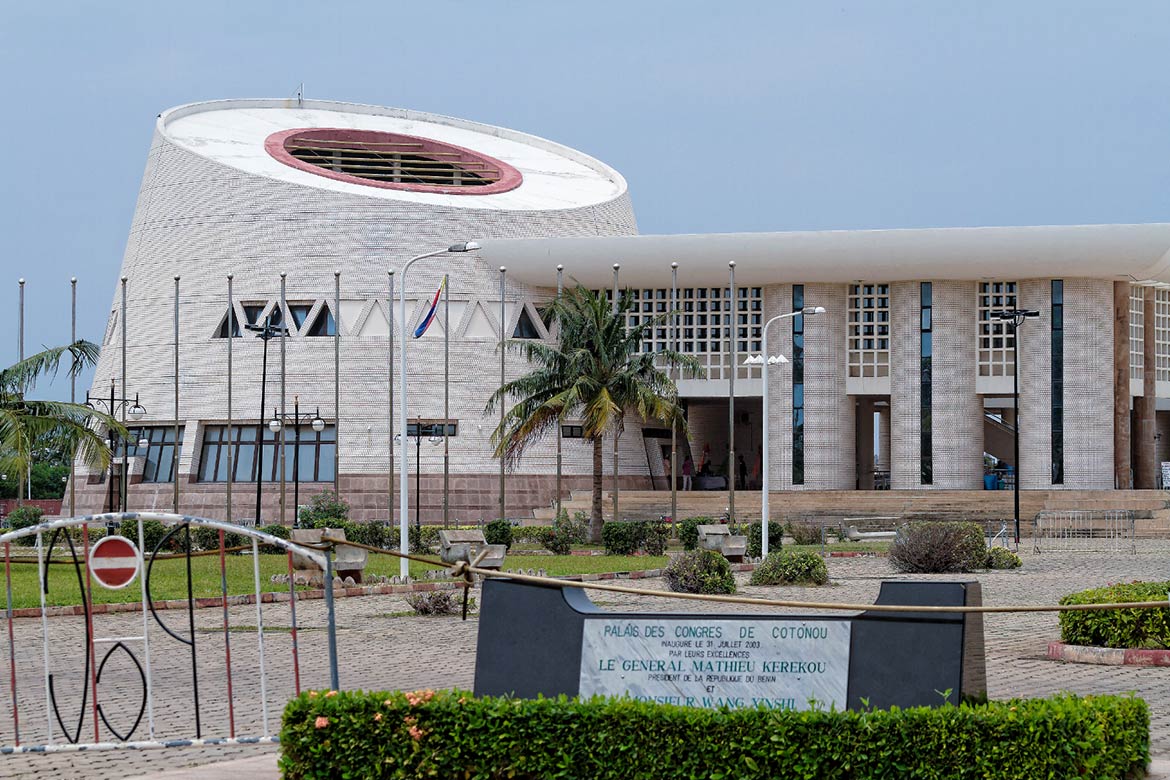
[847,283,890,378]
[1130,285,1145,381]
[1155,289,1170,383]
[977,281,1017,377]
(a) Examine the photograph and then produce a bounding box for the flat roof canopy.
[477,223,1170,287]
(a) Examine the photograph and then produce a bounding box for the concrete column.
[1135,287,1158,488]
[802,283,853,489]
[878,406,891,474]
[856,399,875,489]
[888,282,919,489]
[1018,280,1051,489]
[1113,281,1132,489]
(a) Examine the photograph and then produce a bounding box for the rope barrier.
[318,533,1170,616]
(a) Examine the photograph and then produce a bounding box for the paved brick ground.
[1,547,1167,778]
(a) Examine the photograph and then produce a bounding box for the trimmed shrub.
[484,519,513,550]
[641,522,670,556]
[7,506,44,546]
[740,521,783,559]
[890,521,986,573]
[297,490,350,527]
[258,523,291,554]
[1060,580,1170,649]
[664,549,736,594]
[346,520,391,549]
[677,516,710,551]
[120,517,173,554]
[750,550,828,586]
[601,521,642,555]
[192,525,245,553]
[788,520,823,546]
[404,591,472,616]
[985,546,1022,570]
[280,690,1149,780]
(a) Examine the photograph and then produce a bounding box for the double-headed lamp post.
[85,378,147,521]
[268,395,325,527]
[395,423,443,552]
[398,241,480,579]
[992,308,1040,548]
[743,305,825,558]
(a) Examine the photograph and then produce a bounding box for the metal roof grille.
[286,137,500,187]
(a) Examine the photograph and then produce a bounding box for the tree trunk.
[590,436,604,543]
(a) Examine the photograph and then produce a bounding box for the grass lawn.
[0,550,670,611]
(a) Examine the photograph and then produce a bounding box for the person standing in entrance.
[737,454,748,490]
[682,455,694,491]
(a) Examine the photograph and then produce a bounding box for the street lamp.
[244,310,289,525]
[85,379,147,527]
[398,241,480,578]
[992,308,1040,547]
[268,395,326,527]
[749,305,825,558]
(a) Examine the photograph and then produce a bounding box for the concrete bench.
[439,529,506,570]
[843,521,898,542]
[696,524,748,562]
[290,528,370,583]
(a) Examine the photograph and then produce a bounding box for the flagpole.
[443,274,450,529]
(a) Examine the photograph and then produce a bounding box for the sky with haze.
[2,1,1169,398]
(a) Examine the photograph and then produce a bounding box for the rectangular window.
[1051,280,1064,484]
[977,281,1018,377]
[920,283,933,485]
[406,421,458,437]
[793,285,805,485]
[197,423,336,482]
[561,424,585,439]
[847,282,891,378]
[112,426,184,483]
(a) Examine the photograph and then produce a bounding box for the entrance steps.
[529,489,1170,528]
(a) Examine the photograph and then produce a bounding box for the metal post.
[293,396,301,518]
[226,275,234,523]
[18,279,26,503]
[612,263,620,522]
[670,262,678,524]
[761,320,771,557]
[322,545,340,690]
[727,261,736,524]
[255,312,270,526]
[69,278,76,517]
[499,266,506,522]
[333,271,340,495]
[415,421,422,541]
[120,277,128,512]
[555,264,564,520]
[107,379,116,514]
[1012,321,1021,547]
[388,271,395,528]
[443,274,450,528]
[173,275,180,514]
[279,272,287,524]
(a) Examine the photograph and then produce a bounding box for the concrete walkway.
[127,754,278,780]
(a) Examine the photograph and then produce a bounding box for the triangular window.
[243,304,266,327]
[306,305,337,337]
[214,308,241,338]
[538,303,555,330]
[513,306,541,339]
[288,303,313,330]
[357,302,391,337]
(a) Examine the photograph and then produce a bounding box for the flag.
[413,277,446,338]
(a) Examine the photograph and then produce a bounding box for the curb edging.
[1047,640,1170,666]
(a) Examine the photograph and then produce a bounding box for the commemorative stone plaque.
[474,579,986,711]
[579,618,850,710]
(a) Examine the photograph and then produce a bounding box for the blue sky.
[3,1,1169,397]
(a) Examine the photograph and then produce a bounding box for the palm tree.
[0,341,121,504]
[487,284,700,542]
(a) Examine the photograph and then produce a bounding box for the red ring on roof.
[264,128,523,195]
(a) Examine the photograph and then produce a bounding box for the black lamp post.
[85,378,146,518]
[244,310,287,525]
[268,396,325,527]
[992,309,1040,547]
[396,421,442,549]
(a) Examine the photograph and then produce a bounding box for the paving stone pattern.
[1,548,1167,778]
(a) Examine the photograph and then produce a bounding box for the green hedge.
[280,690,1148,780]
[1060,580,1170,649]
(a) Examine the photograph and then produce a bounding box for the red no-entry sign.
[90,535,141,590]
